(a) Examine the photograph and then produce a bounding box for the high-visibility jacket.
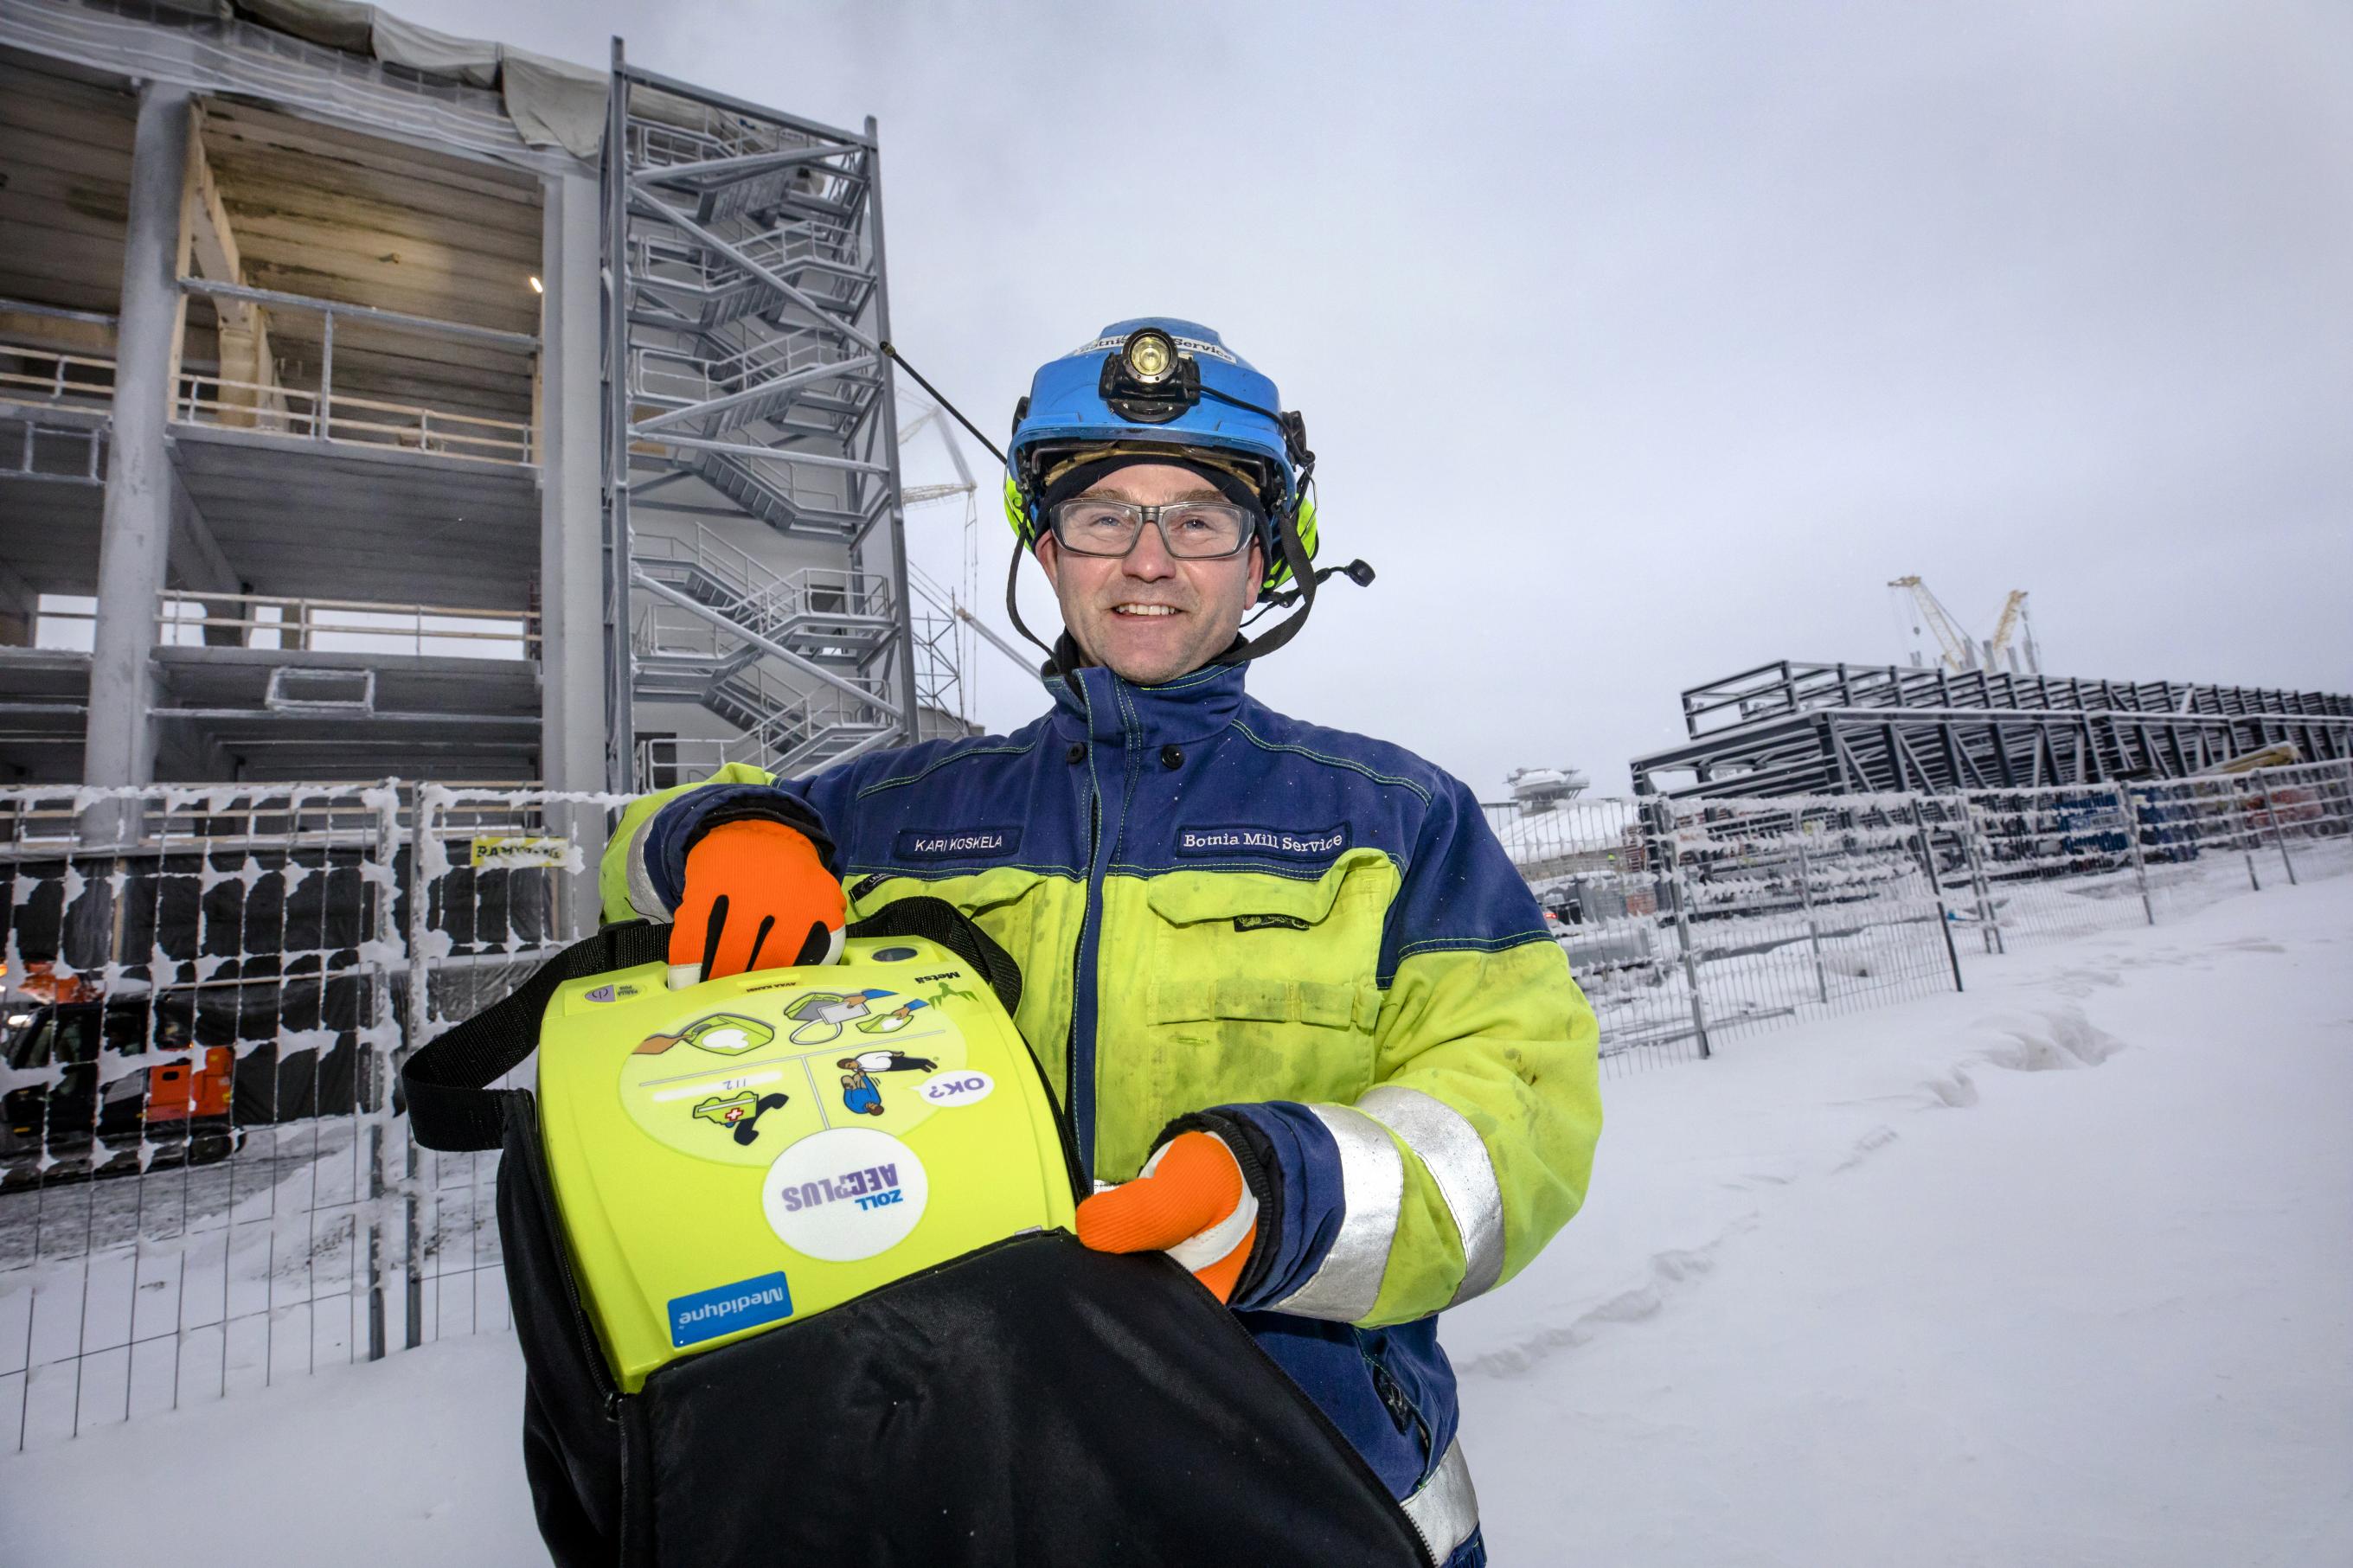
[600,661,1602,1563]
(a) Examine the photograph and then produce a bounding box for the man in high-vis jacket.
[599,319,1600,1567]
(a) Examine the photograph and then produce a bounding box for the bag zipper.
[514,1094,621,1419]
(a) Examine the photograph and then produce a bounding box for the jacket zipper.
[1068,779,1100,1172]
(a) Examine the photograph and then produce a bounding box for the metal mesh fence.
[396,787,619,1351]
[0,786,401,1450]
[1484,758,2353,1075]
[1663,794,1965,1045]
[1488,792,1970,1077]
[2,758,2344,1449]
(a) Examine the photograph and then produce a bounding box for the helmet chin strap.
[1003,538,1062,674]
[1224,510,1321,662]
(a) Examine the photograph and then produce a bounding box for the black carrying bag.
[402,899,1430,1567]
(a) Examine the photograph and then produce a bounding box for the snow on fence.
[0,786,404,1453]
[395,787,619,1354]
[2,761,2345,1450]
[1482,758,2353,1076]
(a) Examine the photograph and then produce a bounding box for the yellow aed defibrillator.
[401,900,1083,1391]
[538,931,1076,1390]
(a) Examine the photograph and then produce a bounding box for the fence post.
[1792,826,1830,1005]
[402,784,437,1350]
[1907,797,1966,993]
[2255,772,2299,886]
[1948,791,2004,955]
[2228,778,2262,892]
[1651,797,1712,1059]
[2113,780,2156,925]
[363,784,405,1362]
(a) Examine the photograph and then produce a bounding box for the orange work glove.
[670,819,846,988]
[1075,1130,1259,1302]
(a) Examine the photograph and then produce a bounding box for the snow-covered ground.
[4,875,2347,1565]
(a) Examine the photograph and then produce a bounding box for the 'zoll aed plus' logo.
[762,1128,929,1262]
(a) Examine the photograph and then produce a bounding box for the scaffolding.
[0,2,959,820]
[1631,660,2353,798]
[602,48,920,793]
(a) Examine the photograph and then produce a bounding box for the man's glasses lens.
[1050,501,1252,557]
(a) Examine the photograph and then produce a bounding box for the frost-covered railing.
[3,761,2346,1450]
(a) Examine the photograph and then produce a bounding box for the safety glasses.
[1045,498,1257,559]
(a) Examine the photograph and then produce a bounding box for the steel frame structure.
[1632,660,2353,798]
[601,46,919,793]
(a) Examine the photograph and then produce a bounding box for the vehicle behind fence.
[4,761,2347,1450]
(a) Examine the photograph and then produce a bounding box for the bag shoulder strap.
[401,900,1023,1155]
[401,922,669,1153]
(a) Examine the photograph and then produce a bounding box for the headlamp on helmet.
[1099,327,1200,425]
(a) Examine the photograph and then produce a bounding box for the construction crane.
[1983,590,2041,674]
[1889,576,2042,675]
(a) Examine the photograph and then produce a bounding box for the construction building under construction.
[1631,660,2353,799]
[0,0,964,810]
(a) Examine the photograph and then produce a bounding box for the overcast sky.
[400,0,2353,797]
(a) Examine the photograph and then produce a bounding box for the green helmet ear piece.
[1261,494,1318,595]
[1002,475,1037,546]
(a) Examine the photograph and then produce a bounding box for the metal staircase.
[603,51,925,790]
[683,447,871,536]
[629,527,900,776]
[632,325,883,445]
[632,219,876,335]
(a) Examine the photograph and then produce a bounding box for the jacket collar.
[1044,655,1248,747]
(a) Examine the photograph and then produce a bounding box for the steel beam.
[85,80,193,793]
[615,61,872,150]
[539,167,608,931]
[604,39,637,792]
[861,118,921,743]
[629,431,890,476]
[630,143,865,190]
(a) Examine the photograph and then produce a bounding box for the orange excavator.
[2,961,236,1181]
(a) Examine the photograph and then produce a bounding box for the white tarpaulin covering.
[230,0,606,156]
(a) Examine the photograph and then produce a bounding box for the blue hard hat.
[1002,319,1318,596]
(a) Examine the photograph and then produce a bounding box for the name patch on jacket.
[894,827,1023,861]
[1175,824,1351,861]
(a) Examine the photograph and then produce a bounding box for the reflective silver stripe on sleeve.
[1268,1104,1403,1323]
[1358,1085,1506,1308]
[1400,1437,1480,1565]
[625,820,673,922]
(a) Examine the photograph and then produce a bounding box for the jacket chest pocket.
[1130,851,1395,1112]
